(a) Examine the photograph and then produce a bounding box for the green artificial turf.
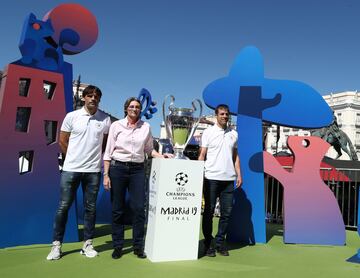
[0,223,359,278]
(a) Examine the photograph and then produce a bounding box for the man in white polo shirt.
[198,104,242,257]
[47,85,111,260]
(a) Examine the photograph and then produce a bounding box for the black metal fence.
[265,168,359,229]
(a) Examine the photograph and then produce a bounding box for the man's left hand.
[235,176,242,189]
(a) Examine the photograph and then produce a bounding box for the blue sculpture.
[0,4,98,248]
[138,88,158,119]
[18,13,60,70]
[16,13,80,73]
[203,46,333,244]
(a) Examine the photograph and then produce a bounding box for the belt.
[111,160,144,167]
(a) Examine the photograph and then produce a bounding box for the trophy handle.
[162,94,175,142]
[192,98,203,121]
[185,99,203,147]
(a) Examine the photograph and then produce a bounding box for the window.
[19,151,34,174]
[43,81,56,100]
[337,113,342,126]
[15,107,31,132]
[19,78,31,97]
[356,114,360,127]
[356,132,360,146]
[44,120,58,145]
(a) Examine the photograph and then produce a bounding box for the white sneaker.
[80,239,98,258]
[46,241,62,260]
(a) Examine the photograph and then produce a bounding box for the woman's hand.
[103,175,111,191]
[162,153,174,158]
[151,150,174,159]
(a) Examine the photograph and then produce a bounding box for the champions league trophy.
[162,95,203,159]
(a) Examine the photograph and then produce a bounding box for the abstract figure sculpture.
[0,3,98,248]
[264,136,345,245]
[203,46,333,244]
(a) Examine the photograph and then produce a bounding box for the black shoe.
[205,247,216,257]
[134,249,147,259]
[112,247,123,259]
[216,246,229,256]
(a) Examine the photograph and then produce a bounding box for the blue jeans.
[202,178,234,247]
[53,171,101,242]
[109,160,146,249]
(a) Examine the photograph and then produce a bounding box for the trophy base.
[174,149,190,160]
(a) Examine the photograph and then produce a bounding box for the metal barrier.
[265,167,359,229]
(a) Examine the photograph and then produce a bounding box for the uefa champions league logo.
[175,172,189,186]
[165,172,194,200]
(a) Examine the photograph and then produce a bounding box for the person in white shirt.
[47,85,111,261]
[198,104,242,257]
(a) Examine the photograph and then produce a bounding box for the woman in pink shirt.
[103,97,169,259]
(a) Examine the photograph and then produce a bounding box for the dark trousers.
[109,161,146,249]
[53,171,101,242]
[202,178,234,247]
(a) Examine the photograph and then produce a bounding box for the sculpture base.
[346,250,360,264]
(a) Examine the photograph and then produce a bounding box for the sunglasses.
[128,105,141,110]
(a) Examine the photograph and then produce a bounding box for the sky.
[1,0,360,136]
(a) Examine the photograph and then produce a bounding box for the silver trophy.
[162,95,203,159]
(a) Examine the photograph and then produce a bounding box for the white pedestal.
[145,158,204,262]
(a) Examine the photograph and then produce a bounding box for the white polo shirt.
[61,107,111,172]
[200,124,238,181]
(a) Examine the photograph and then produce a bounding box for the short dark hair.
[215,104,229,115]
[124,97,142,117]
[82,85,102,98]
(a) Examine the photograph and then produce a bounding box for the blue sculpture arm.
[138,88,158,120]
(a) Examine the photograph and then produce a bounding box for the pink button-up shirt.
[103,118,154,163]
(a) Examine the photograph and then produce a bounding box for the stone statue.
[311,114,358,160]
